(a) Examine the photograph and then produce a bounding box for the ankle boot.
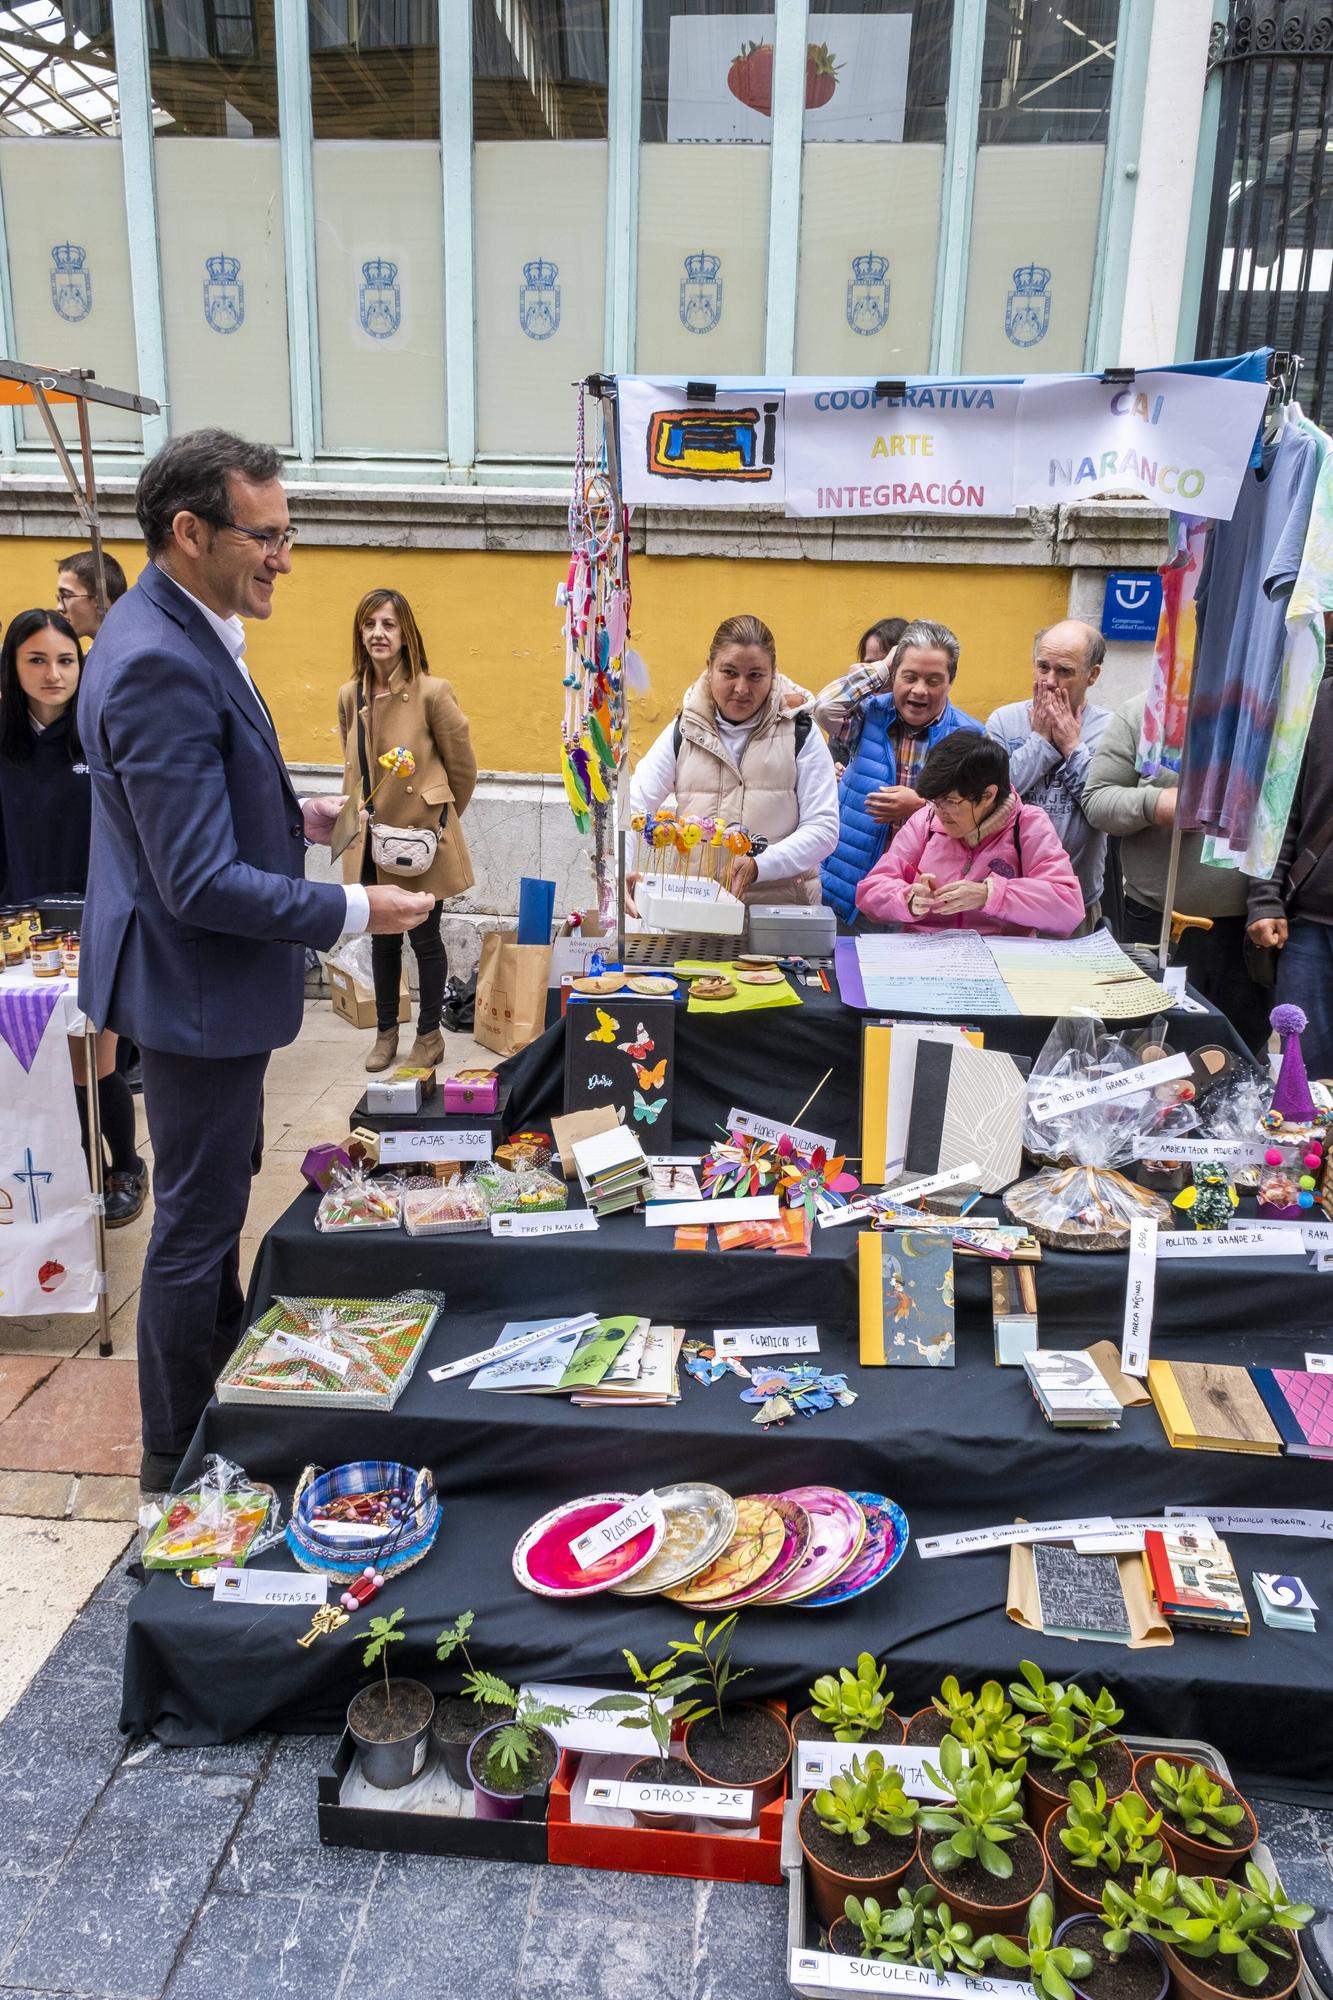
[365,1027,399,1073]
[405,1028,445,1069]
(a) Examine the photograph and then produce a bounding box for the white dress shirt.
[155,565,369,935]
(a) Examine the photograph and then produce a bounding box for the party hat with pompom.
[1270,1002,1317,1123]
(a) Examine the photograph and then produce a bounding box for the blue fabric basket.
[286,1459,439,1578]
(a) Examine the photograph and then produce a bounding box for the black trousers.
[372,899,446,1034]
[136,1045,267,1454]
[1121,896,1271,1056]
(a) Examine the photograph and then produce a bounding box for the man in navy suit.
[79,430,433,1490]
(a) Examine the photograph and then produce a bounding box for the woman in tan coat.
[338,589,476,1072]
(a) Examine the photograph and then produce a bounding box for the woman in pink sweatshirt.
[855,731,1084,936]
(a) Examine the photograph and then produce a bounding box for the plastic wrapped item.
[314,1161,402,1231]
[140,1454,279,1571]
[217,1291,443,1409]
[465,1161,567,1215]
[1009,1018,1186,1250]
[326,933,376,987]
[402,1178,489,1236]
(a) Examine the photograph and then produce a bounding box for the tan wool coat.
[337,666,477,900]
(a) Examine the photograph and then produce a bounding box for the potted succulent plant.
[430,1611,515,1786]
[904,1674,1025,1761]
[1092,1863,1313,2000]
[590,1642,709,1831]
[830,1884,994,1972]
[981,1892,1095,1998]
[346,1606,436,1791]
[1133,1754,1258,1878]
[1054,1871,1171,2000]
[917,1736,1046,1932]
[1010,1662,1131,1833]
[462,1672,571,1821]
[1045,1777,1165,1917]
[793,1652,904,1747]
[677,1613,793,1826]
[797,1750,920,1927]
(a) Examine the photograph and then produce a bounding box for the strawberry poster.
[0,982,97,1317]
[667,13,910,144]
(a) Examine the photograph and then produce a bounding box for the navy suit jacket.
[78,562,347,1058]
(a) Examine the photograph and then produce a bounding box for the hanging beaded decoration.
[560,381,632,930]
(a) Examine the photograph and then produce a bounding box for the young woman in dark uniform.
[0,609,146,1224]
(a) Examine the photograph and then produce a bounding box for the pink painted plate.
[693,1495,813,1609]
[751,1486,866,1605]
[512,1492,665,1599]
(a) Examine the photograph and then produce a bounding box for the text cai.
[817,482,988,511]
[814,385,997,412]
[1110,389,1165,425]
[1049,448,1205,498]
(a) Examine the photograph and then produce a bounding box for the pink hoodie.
[855,793,1084,936]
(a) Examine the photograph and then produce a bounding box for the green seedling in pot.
[1101,1864,1184,1958]
[813,1751,919,1847]
[1025,1684,1124,1780]
[462,1668,571,1782]
[841,1890,918,1962]
[810,1652,894,1743]
[434,1608,478,1677]
[981,1892,1094,2000]
[361,1605,406,1723]
[1149,1758,1248,1845]
[916,1895,995,1976]
[1009,1659,1072,1719]
[932,1673,1025,1763]
[918,1736,1029,1880]
[1102,1863,1313,1990]
[660,1611,749,1733]
[1059,1778,1164,1874]
[590,1644,708,1758]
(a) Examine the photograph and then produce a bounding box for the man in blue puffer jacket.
[819,618,980,923]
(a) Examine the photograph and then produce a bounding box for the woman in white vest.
[629,614,839,906]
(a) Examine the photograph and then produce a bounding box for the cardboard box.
[328,964,410,1030]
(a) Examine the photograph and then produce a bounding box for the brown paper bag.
[474,932,551,1057]
[1007,1539,1172,1649]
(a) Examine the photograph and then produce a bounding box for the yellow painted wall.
[0,534,1067,769]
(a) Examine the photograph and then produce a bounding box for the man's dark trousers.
[137,1046,268,1456]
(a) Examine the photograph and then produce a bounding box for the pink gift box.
[444,1072,499,1114]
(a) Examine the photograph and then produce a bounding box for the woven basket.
[286,1459,439,1578]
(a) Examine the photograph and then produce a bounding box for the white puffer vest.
[672,674,817,904]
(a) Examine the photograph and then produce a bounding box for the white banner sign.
[585,1775,752,1820]
[917,1516,1118,1559]
[783,379,1021,518]
[0,981,97,1317]
[619,379,786,506]
[1121,1218,1157,1379]
[1166,1507,1333,1540]
[728,1107,836,1155]
[1156,1228,1307,1260]
[380,1127,492,1163]
[791,1951,1031,1998]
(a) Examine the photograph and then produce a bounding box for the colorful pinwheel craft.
[775,1135,860,1227]
[701,1129,778,1199]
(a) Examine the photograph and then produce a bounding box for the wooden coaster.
[626,974,678,996]
[735,967,785,985]
[571,973,628,995]
[692,977,736,1000]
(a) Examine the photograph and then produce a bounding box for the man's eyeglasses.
[209,518,298,557]
[55,586,93,605]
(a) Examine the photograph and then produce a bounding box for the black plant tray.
[317,1726,554,1863]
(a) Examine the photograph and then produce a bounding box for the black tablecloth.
[122,1187,1333,1802]
[501,982,1255,1150]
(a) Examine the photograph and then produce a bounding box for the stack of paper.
[570,1324,685,1407]
[1253,1573,1317,1631]
[1023,1349,1121,1429]
[470,1316,646,1394]
[1145,1524,1249,1634]
[570,1126,653,1215]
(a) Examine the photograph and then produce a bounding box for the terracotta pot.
[1042,1803,1146,1919]
[917,1826,1047,1934]
[624,1756,704,1833]
[797,1792,915,1929]
[1056,1917,1169,2000]
[1025,1737,1133,1840]
[790,1705,905,1749]
[683,1704,792,1828]
[904,1706,950,1747]
[1164,1937,1303,2000]
[829,1916,862,1957]
[1131,1753,1258,1878]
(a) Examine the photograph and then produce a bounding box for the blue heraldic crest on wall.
[360,257,401,339]
[203,252,245,334]
[50,242,91,323]
[519,258,560,341]
[680,250,722,334]
[846,251,890,335]
[1005,263,1051,348]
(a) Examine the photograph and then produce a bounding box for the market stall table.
[121,1185,1333,1802]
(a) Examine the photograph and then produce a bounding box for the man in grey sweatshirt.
[985,620,1111,931]
[1085,690,1269,1054]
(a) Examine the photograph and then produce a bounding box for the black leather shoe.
[105,1162,148,1228]
[139,1449,183,1494]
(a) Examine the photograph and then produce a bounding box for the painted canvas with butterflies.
[562,995,676,1148]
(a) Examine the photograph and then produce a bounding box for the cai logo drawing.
[50,241,91,322]
[203,252,245,334]
[519,258,560,341]
[679,250,722,334]
[846,251,891,335]
[359,257,401,339]
[1005,263,1051,347]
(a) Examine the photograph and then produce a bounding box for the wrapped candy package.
[466,1161,568,1216]
[314,1161,401,1232]
[141,1453,279,1571]
[402,1178,489,1236]
[1007,1018,1190,1251]
[217,1291,443,1409]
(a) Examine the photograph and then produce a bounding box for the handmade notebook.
[903,1039,1029,1193]
[1032,1542,1132,1644]
[860,1021,983,1183]
[1248,1368,1333,1460]
[858,1228,955,1366]
[1147,1360,1282,1455]
[563,995,675,1147]
[1144,1524,1249,1633]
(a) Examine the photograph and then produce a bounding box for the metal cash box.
[745,904,837,959]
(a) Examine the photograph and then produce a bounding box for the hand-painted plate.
[662,1495,786,1604]
[693,1495,812,1608]
[610,1482,737,1596]
[734,968,786,985]
[513,1492,665,1598]
[752,1486,866,1604]
[626,974,679,997]
[793,1493,908,1609]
